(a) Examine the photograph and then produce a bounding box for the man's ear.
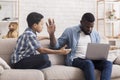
[80,20,83,24]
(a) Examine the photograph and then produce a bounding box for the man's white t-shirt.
[74,31,91,59]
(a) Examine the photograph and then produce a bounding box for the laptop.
[86,43,110,60]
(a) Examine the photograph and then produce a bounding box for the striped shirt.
[11,28,41,64]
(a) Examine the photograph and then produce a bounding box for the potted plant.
[108,9,117,20]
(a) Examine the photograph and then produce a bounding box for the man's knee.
[105,60,112,67]
[102,60,112,69]
[85,60,93,66]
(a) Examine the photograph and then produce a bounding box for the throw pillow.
[0,65,4,74]
[0,57,11,69]
[114,55,120,65]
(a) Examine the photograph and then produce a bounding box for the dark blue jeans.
[12,54,51,69]
[72,58,112,80]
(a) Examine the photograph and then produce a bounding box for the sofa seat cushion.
[111,65,120,79]
[48,54,65,65]
[0,69,44,80]
[42,65,101,80]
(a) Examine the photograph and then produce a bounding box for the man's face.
[80,20,94,35]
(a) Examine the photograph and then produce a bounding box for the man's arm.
[37,36,49,40]
[49,34,56,48]
[46,18,56,47]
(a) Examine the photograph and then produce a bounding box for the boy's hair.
[81,13,95,22]
[27,12,44,28]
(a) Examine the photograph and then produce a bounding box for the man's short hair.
[81,13,95,22]
[27,12,44,28]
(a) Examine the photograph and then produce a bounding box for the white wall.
[19,0,96,38]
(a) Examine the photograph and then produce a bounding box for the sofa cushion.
[0,38,65,65]
[40,39,65,65]
[0,39,16,64]
[48,54,65,65]
[40,39,50,48]
[0,69,44,80]
[42,65,101,80]
[42,65,120,80]
[111,65,120,78]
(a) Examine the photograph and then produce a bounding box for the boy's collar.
[26,28,37,35]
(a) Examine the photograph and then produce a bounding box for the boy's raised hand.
[46,18,56,36]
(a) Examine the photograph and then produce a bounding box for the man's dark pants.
[72,57,112,80]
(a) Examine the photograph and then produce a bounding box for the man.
[46,13,112,80]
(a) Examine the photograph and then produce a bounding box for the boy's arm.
[37,36,49,40]
[37,46,71,55]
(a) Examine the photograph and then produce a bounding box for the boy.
[11,12,71,69]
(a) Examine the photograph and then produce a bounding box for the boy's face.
[35,19,44,33]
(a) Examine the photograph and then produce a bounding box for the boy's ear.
[33,23,37,28]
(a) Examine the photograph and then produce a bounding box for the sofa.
[0,38,120,80]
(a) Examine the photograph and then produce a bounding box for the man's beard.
[81,28,91,35]
[83,31,91,35]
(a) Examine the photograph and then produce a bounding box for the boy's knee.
[47,61,51,67]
